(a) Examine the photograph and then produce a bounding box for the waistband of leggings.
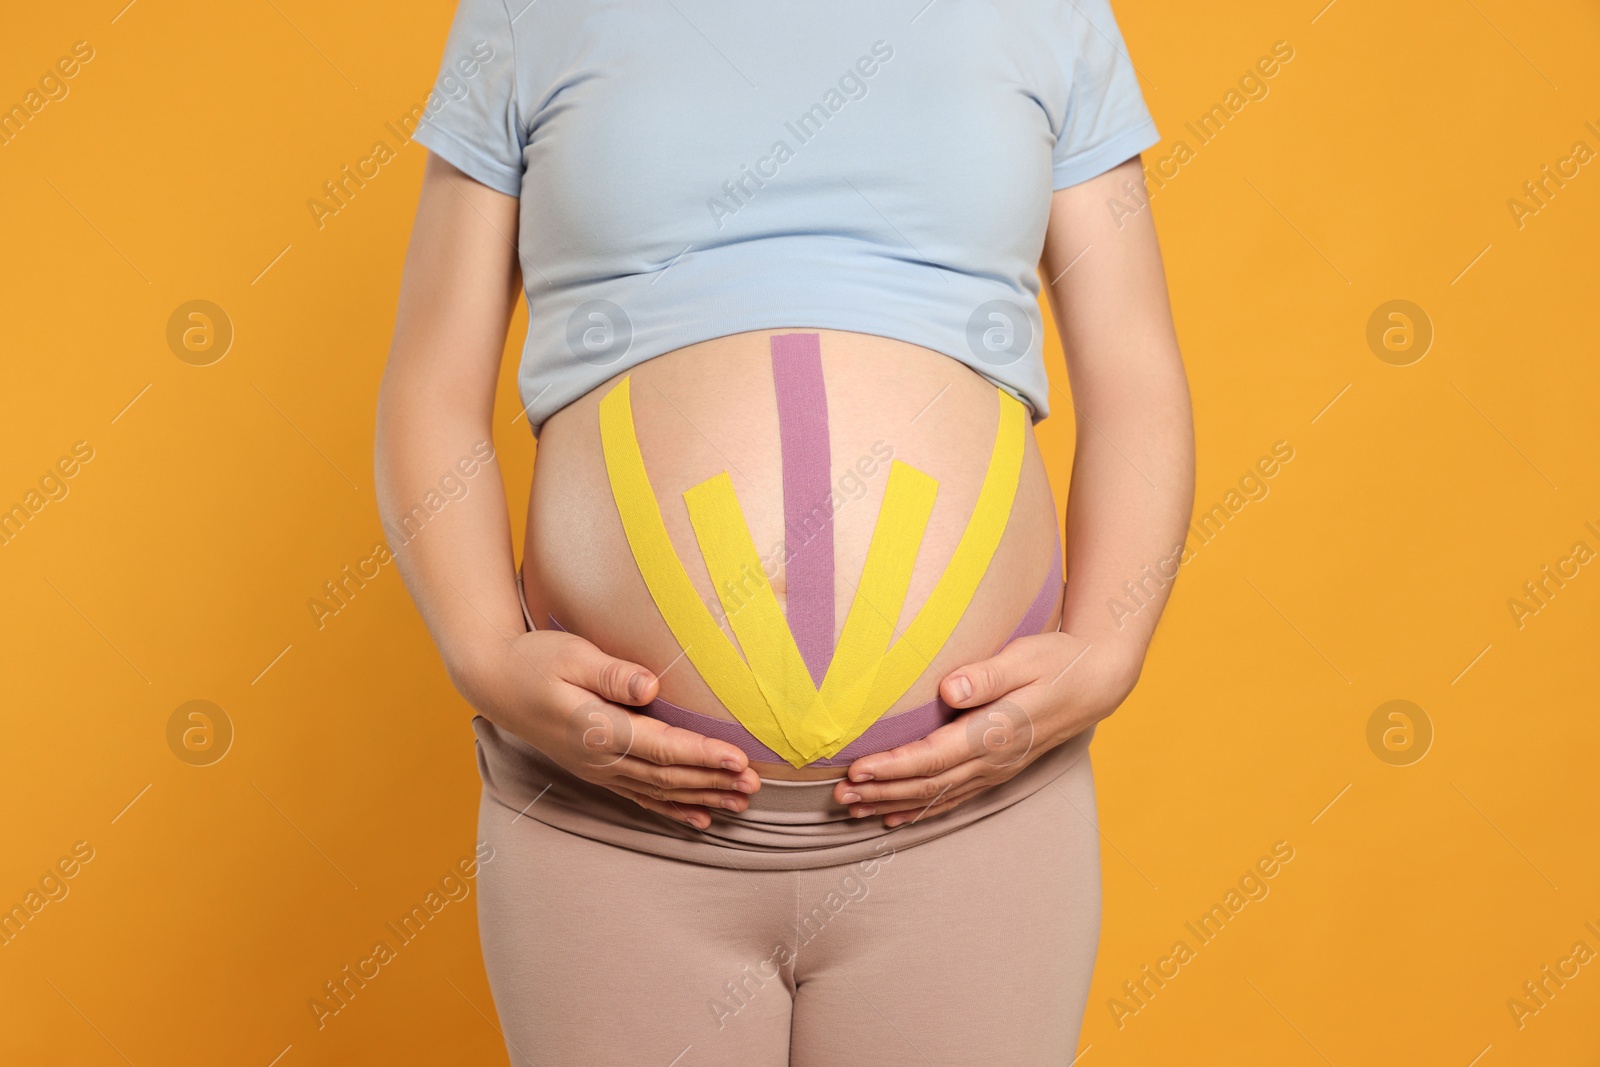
[473,713,1094,870]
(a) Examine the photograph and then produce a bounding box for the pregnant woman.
[376,0,1193,1063]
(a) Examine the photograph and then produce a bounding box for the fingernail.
[722,798,742,810]
[950,676,972,702]
[841,791,861,804]
[721,759,742,772]
[628,673,648,701]
[852,806,875,818]
[885,816,903,827]
[734,779,756,793]
[850,771,873,783]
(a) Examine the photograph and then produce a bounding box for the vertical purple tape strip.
[770,333,835,687]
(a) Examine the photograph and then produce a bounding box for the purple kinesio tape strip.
[770,332,835,687]
[543,536,1063,768]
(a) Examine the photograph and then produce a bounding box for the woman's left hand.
[833,629,1143,826]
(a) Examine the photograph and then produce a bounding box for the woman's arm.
[376,157,526,669]
[1039,154,1195,674]
[376,154,760,827]
[833,155,1195,822]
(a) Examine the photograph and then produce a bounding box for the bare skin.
[375,151,1192,830]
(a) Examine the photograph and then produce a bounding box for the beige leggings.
[474,747,1102,1066]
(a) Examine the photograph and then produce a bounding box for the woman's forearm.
[376,380,521,688]
[375,155,526,695]
[1042,156,1196,688]
[1056,362,1194,680]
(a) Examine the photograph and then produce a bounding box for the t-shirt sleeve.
[411,0,525,197]
[1048,0,1161,190]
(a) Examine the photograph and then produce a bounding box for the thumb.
[939,634,1050,708]
[557,635,660,706]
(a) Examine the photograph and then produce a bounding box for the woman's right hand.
[459,629,761,829]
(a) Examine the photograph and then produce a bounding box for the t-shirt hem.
[518,303,1057,439]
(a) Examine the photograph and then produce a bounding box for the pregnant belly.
[520,329,1063,781]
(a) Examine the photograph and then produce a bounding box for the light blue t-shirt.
[412,0,1160,435]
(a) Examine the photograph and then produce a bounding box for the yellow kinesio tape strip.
[825,388,1027,746]
[600,377,1025,765]
[683,472,843,761]
[816,459,938,739]
[685,462,940,762]
[597,378,806,766]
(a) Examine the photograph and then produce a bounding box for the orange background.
[3,1,1598,1064]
